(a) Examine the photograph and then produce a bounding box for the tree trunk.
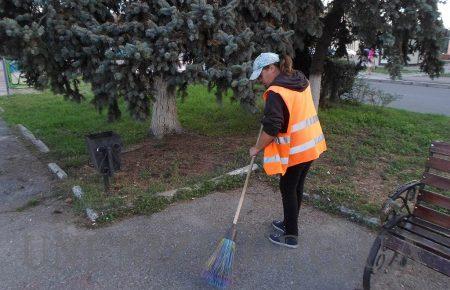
[150,76,183,139]
[309,73,322,110]
[309,0,347,111]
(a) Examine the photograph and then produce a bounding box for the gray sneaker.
[268,233,298,249]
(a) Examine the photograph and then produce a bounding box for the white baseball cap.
[249,52,280,80]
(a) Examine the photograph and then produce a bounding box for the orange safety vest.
[262,85,326,175]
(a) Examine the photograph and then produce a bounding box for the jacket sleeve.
[261,91,288,137]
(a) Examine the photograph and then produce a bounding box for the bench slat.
[422,172,450,190]
[390,227,450,259]
[430,146,450,156]
[383,234,450,276]
[431,142,450,156]
[418,189,450,211]
[426,157,450,173]
[432,141,450,150]
[375,142,450,278]
[398,220,450,248]
[409,217,450,238]
[413,204,450,229]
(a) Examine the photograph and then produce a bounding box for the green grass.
[369,67,450,79]
[75,174,245,225]
[320,104,449,158]
[261,101,449,219]
[0,84,260,167]
[179,85,262,136]
[306,103,449,215]
[0,89,147,167]
[16,198,41,212]
[1,85,449,223]
[371,66,420,75]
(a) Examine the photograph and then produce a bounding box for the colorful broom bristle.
[202,238,236,289]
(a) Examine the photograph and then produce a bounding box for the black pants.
[279,161,313,236]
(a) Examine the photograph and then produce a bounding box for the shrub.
[320,59,364,105]
[341,79,400,107]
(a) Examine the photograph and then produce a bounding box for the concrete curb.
[48,163,68,180]
[86,208,99,222]
[365,78,450,89]
[71,185,99,223]
[302,192,380,227]
[156,164,260,199]
[17,124,50,153]
[70,164,379,228]
[154,163,380,228]
[72,185,84,198]
[337,206,380,227]
[33,139,50,153]
[224,164,259,176]
[17,124,34,140]
[75,165,260,223]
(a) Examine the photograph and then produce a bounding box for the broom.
[202,126,263,288]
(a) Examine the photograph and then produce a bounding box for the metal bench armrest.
[380,181,423,228]
[389,180,423,200]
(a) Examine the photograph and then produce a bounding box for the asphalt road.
[368,82,450,116]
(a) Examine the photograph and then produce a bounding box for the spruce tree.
[1,0,445,129]
[0,0,120,116]
[0,0,295,138]
[298,0,445,108]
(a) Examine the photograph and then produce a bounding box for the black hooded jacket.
[262,70,309,136]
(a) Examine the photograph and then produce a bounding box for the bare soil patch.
[77,132,255,193]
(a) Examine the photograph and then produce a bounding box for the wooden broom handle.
[232,126,263,225]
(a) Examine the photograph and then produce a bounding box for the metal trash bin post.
[85,131,123,194]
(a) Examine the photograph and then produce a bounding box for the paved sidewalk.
[361,62,450,88]
[360,72,450,89]
[0,182,448,289]
[0,118,54,212]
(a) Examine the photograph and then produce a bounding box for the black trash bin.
[85,131,123,193]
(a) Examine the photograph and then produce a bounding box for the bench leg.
[363,235,382,290]
[399,256,407,267]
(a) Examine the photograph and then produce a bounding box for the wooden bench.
[363,141,450,290]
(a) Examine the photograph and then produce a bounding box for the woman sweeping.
[248,52,327,248]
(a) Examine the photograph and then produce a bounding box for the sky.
[438,2,450,29]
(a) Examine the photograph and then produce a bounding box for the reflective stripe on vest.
[292,115,319,133]
[275,115,319,145]
[274,136,291,144]
[264,155,289,165]
[265,134,325,164]
[290,134,325,155]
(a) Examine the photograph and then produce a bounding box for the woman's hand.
[249,130,274,157]
[249,146,259,157]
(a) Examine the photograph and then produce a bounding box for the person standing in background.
[367,48,375,74]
